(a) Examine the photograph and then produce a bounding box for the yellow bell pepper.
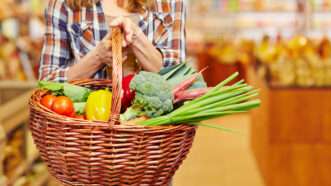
[86,89,112,122]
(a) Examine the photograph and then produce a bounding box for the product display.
[195,35,331,87]
[0,0,48,180]
[0,0,44,81]
[0,126,5,184]
[256,36,331,87]
[13,162,48,186]
[4,127,25,181]
[0,98,50,186]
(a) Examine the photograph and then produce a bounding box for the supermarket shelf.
[189,11,299,20]
[34,172,49,186]
[0,81,36,89]
[6,150,40,185]
[0,109,29,134]
[7,161,28,185]
[27,152,40,169]
[249,67,331,186]
[0,91,32,134]
[268,82,331,90]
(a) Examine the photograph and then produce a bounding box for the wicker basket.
[29,28,196,186]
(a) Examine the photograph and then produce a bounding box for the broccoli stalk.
[120,71,174,121]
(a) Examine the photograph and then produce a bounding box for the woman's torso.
[66,0,176,78]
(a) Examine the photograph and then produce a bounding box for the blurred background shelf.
[248,66,331,186]
[0,91,32,134]
[0,79,46,185]
[7,161,28,185]
[0,81,36,89]
[34,171,50,186]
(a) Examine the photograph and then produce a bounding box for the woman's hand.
[96,33,128,65]
[109,16,163,72]
[67,34,113,80]
[96,33,113,64]
[67,31,129,80]
[109,16,139,47]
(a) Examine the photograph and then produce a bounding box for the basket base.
[58,178,173,186]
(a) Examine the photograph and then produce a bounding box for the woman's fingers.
[109,16,135,46]
[101,32,112,49]
[109,16,124,27]
[103,49,129,65]
[122,19,134,43]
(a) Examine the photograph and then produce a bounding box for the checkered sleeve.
[156,0,186,67]
[39,0,71,82]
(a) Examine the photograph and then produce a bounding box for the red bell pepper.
[121,74,136,111]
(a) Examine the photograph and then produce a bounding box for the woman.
[39,0,186,82]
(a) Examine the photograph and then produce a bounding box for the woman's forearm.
[67,44,110,80]
[67,52,102,80]
[131,29,163,72]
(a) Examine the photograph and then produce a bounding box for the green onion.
[189,122,240,133]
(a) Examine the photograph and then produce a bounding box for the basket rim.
[30,88,195,132]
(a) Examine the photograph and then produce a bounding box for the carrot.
[172,67,208,95]
[174,88,212,103]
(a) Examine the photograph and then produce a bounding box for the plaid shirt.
[39,0,186,82]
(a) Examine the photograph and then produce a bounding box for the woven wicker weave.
[29,28,196,186]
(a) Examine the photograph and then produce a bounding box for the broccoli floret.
[121,71,174,121]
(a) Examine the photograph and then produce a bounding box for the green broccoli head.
[121,71,174,121]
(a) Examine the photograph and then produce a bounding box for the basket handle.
[110,27,123,124]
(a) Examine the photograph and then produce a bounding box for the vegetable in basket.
[120,71,174,121]
[74,114,86,119]
[119,63,208,115]
[38,81,91,102]
[85,89,112,122]
[161,63,209,103]
[40,92,75,117]
[174,88,211,103]
[121,74,136,111]
[159,63,207,90]
[40,94,57,110]
[38,81,91,117]
[140,72,261,127]
[52,96,75,116]
[74,102,86,115]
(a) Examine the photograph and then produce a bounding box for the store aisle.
[174,114,264,186]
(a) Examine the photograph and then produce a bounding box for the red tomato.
[69,112,76,118]
[75,115,86,120]
[40,94,57,109]
[52,96,74,116]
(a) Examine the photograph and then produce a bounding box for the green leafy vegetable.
[74,102,86,115]
[121,71,174,121]
[38,81,91,102]
[159,63,185,76]
[160,63,207,89]
[38,81,63,91]
[63,83,91,102]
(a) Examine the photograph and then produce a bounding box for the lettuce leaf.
[38,81,91,102]
[63,83,91,102]
[74,102,86,114]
